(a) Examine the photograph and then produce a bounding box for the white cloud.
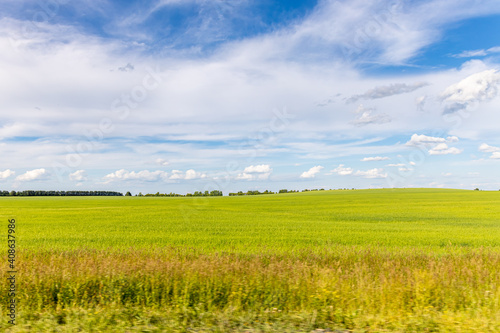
[454,49,488,58]
[355,168,387,179]
[156,158,170,166]
[183,169,207,180]
[168,169,207,180]
[428,143,463,155]
[0,169,15,180]
[479,143,500,153]
[300,165,324,179]
[243,164,272,173]
[104,169,169,182]
[453,46,500,58]
[361,156,389,162]
[386,163,405,167]
[15,168,49,181]
[351,108,391,127]
[478,143,500,159]
[347,82,428,103]
[331,164,354,176]
[406,134,447,146]
[103,168,207,182]
[406,134,462,155]
[440,69,500,113]
[69,170,87,181]
[237,164,272,181]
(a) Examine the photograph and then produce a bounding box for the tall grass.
[2,247,500,332]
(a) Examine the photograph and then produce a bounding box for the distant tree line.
[137,190,223,197]
[228,189,327,196]
[229,190,275,196]
[0,190,123,196]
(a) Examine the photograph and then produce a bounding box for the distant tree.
[125,191,132,196]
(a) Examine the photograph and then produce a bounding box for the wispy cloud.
[351,105,391,127]
[355,168,387,179]
[453,46,500,58]
[347,82,428,103]
[361,156,389,162]
[104,169,169,182]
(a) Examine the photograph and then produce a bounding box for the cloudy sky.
[1,0,500,194]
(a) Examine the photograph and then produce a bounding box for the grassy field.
[1,188,500,332]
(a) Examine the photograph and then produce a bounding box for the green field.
[2,189,500,332]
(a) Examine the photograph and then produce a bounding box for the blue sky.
[1,0,500,194]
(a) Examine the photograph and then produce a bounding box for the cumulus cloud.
[331,164,354,176]
[0,169,15,180]
[386,163,405,167]
[478,143,500,159]
[170,169,207,180]
[479,143,500,153]
[406,134,462,156]
[300,165,324,179]
[406,134,446,146]
[428,143,463,155]
[361,156,389,162]
[69,170,88,181]
[406,134,458,146]
[237,164,272,181]
[243,165,272,173]
[440,69,500,114]
[355,168,387,178]
[347,82,428,103]
[15,168,49,181]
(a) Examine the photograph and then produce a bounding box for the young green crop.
[1,188,499,252]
